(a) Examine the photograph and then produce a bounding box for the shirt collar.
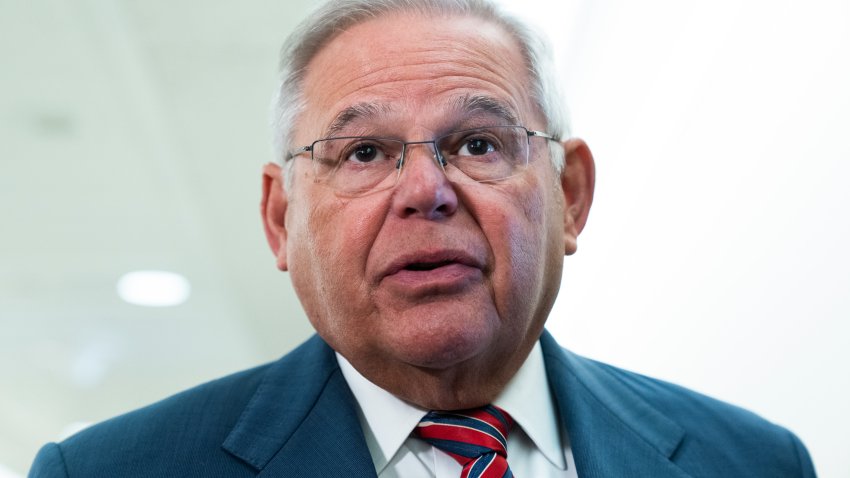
[336,340,565,473]
[492,340,566,468]
[337,353,427,473]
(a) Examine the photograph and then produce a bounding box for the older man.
[30,0,815,477]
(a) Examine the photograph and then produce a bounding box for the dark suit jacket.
[29,331,816,477]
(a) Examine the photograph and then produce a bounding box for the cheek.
[512,184,550,283]
[474,178,550,310]
[507,176,566,329]
[293,191,385,320]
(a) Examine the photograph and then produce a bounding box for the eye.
[458,137,496,156]
[346,142,387,163]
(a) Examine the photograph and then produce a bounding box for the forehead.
[296,11,538,140]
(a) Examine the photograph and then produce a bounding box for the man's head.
[261,0,594,410]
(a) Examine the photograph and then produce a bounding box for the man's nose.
[390,142,458,220]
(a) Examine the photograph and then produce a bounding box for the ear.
[560,138,595,255]
[261,162,289,271]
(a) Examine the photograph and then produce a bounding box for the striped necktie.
[413,405,515,478]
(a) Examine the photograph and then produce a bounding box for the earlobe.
[260,162,289,271]
[560,138,595,256]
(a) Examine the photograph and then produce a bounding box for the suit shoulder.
[91,361,272,436]
[570,353,816,476]
[32,362,274,477]
[586,357,777,431]
[30,336,339,477]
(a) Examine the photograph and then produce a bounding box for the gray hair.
[270,0,569,176]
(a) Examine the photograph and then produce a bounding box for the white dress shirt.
[337,341,579,477]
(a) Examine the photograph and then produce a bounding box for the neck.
[345,338,538,410]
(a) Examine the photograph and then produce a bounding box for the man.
[30,0,816,477]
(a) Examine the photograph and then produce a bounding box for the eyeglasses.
[286,125,559,197]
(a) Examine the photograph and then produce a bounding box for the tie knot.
[414,405,515,478]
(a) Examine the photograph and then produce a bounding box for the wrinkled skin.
[261,12,594,410]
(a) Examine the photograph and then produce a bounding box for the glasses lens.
[437,126,529,182]
[311,137,403,195]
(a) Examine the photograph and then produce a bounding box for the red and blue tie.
[414,405,515,478]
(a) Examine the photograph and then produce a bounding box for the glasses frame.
[283,125,560,194]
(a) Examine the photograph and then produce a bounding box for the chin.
[384,303,501,370]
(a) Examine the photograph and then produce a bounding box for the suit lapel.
[222,335,377,477]
[540,332,693,478]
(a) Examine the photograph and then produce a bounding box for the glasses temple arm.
[527,130,560,142]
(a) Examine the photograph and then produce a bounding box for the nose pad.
[389,140,458,219]
[396,141,447,178]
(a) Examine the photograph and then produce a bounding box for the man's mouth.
[381,250,484,280]
[404,261,455,271]
[377,250,485,295]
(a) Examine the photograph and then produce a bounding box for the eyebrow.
[451,94,521,126]
[324,103,394,139]
[321,94,521,139]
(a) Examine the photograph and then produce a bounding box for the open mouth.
[404,261,454,271]
[381,249,483,282]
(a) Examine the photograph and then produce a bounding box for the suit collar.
[222,335,376,477]
[539,331,692,478]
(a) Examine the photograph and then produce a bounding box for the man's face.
[263,12,593,408]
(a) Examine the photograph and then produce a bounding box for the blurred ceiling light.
[116,270,190,307]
